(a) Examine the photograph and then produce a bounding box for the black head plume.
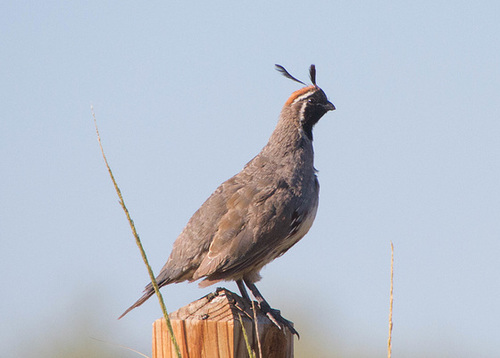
[275,64,318,87]
[275,64,306,86]
[309,64,316,86]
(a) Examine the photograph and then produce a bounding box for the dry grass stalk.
[252,300,263,358]
[92,106,182,358]
[388,242,394,358]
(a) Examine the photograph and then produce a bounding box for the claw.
[263,306,300,338]
[242,279,300,338]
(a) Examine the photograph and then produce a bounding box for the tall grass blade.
[388,242,394,358]
[92,106,182,358]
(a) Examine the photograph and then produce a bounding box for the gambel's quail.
[119,65,335,336]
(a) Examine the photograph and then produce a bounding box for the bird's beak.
[325,101,336,111]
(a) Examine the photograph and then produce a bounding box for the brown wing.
[153,176,240,285]
[192,172,316,283]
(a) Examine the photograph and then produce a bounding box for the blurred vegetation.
[9,319,131,358]
[4,287,402,357]
[6,295,338,358]
[5,290,451,357]
[5,289,143,358]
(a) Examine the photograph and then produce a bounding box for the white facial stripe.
[291,91,315,105]
[299,100,308,125]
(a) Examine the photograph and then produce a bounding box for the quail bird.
[119,64,335,336]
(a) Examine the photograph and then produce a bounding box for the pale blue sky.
[2,1,499,357]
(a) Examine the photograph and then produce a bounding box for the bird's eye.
[308,97,317,104]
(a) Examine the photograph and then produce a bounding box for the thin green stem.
[238,313,255,358]
[92,106,182,358]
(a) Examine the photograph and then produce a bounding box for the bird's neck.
[262,116,315,171]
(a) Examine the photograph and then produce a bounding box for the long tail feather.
[118,287,155,319]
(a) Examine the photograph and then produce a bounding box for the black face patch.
[300,89,331,140]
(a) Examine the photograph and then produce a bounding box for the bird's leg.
[236,279,251,302]
[243,279,299,337]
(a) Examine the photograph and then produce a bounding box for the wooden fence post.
[152,288,294,358]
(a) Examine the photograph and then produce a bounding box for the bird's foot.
[258,301,299,338]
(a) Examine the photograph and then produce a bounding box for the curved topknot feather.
[275,64,306,85]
